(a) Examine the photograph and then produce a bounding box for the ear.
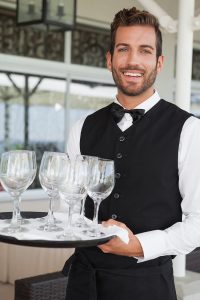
[106,51,112,72]
[157,55,164,74]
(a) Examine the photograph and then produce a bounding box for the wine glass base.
[4,218,30,225]
[84,228,105,238]
[1,226,28,234]
[37,224,63,232]
[38,216,62,224]
[19,219,30,225]
[56,232,80,240]
[53,218,62,224]
[3,219,11,224]
[73,217,89,229]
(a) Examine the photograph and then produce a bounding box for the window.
[0,72,116,189]
[0,11,115,192]
[67,80,116,126]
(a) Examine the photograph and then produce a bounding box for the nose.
[129,47,143,63]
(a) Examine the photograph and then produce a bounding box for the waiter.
[64,6,200,300]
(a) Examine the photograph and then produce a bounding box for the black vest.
[78,99,191,269]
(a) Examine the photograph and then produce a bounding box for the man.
[64,7,200,300]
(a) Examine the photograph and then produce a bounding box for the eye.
[118,47,128,52]
[141,48,152,54]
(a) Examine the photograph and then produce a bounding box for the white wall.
[156,32,177,101]
[77,0,143,27]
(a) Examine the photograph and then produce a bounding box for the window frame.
[0,49,114,201]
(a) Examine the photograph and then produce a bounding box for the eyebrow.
[115,43,155,50]
[140,45,155,50]
[115,43,129,48]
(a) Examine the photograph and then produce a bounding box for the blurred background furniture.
[0,197,74,300]
[15,271,67,300]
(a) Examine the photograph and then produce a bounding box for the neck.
[117,88,154,109]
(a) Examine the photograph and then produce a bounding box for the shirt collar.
[114,90,161,114]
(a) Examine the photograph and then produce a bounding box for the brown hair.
[110,7,162,58]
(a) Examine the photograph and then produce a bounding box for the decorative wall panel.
[71,26,110,68]
[0,13,64,61]
[0,13,110,67]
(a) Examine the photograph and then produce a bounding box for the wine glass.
[57,156,88,240]
[86,158,115,237]
[0,150,37,233]
[38,151,69,232]
[73,155,98,228]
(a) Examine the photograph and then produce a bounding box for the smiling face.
[107,25,164,107]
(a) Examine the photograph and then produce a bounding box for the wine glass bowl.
[87,182,114,201]
[0,171,35,196]
[73,155,98,228]
[57,157,88,240]
[0,150,37,233]
[86,158,115,236]
[38,151,69,232]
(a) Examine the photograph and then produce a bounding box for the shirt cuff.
[135,230,167,262]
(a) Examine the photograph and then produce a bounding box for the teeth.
[124,72,142,77]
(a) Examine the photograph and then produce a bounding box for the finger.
[102,219,127,228]
[98,243,113,253]
[101,219,116,226]
[98,245,108,253]
[97,236,118,250]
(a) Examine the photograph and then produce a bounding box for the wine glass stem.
[93,200,101,234]
[80,196,86,218]
[16,196,22,221]
[47,196,54,224]
[65,204,72,235]
[11,196,20,226]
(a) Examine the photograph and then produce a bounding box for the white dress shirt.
[67,91,200,262]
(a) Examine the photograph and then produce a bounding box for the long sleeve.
[136,116,200,262]
[66,98,200,262]
[66,117,85,159]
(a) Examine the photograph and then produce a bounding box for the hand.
[98,219,144,257]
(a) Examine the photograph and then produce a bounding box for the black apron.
[63,252,177,300]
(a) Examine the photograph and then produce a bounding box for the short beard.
[112,65,158,97]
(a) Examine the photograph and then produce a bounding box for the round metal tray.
[0,212,114,248]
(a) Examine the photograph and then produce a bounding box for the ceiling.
[0,0,199,40]
[1,0,200,20]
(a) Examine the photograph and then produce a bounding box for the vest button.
[114,193,120,199]
[111,214,117,220]
[116,153,122,159]
[119,136,125,142]
[115,172,121,179]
